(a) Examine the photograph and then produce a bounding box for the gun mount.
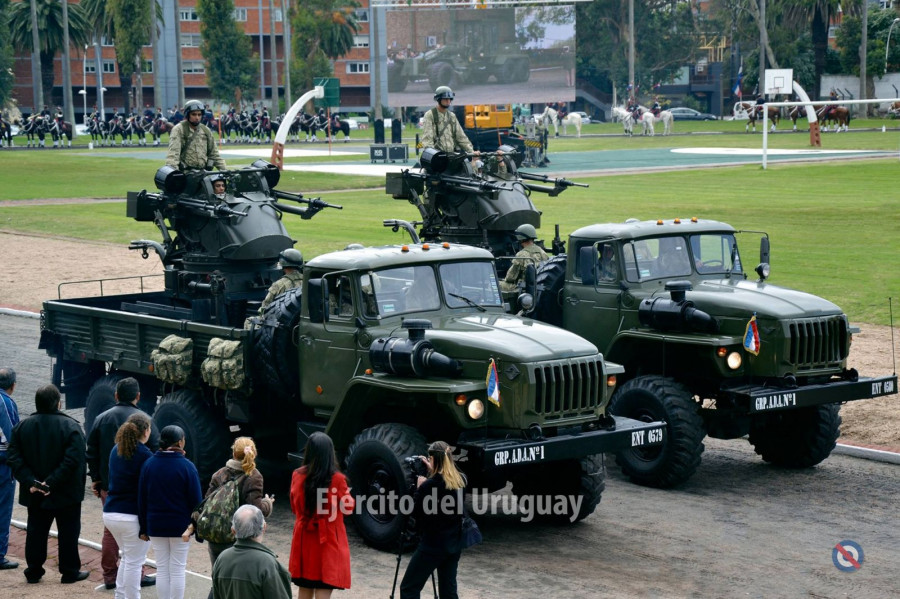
[127,159,341,325]
[385,147,586,275]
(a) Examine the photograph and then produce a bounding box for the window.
[181,34,202,47]
[142,59,153,74]
[182,61,206,74]
[353,35,369,49]
[689,234,742,274]
[102,61,116,74]
[233,8,247,21]
[274,8,283,20]
[355,9,369,22]
[85,63,97,74]
[180,9,199,21]
[101,36,114,47]
[347,62,370,74]
[439,262,502,308]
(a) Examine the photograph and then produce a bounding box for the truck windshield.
[689,233,742,274]
[439,262,503,308]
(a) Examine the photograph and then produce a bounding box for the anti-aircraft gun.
[127,159,341,327]
[385,146,587,277]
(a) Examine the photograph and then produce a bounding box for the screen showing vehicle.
[385,5,576,107]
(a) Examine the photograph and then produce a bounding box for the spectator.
[0,367,21,570]
[400,441,467,599]
[7,384,89,584]
[138,425,203,599]
[289,432,353,599]
[211,504,291,599]
[201,437,274,597]
[86,377,159,589]
[103,413,154,598]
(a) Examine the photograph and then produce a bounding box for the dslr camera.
[404,455,429,478]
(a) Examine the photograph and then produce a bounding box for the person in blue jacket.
[138,425,202,599]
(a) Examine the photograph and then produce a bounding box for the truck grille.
[788,316,848,370]
[532,356,603,418]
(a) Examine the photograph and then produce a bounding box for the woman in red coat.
[289,432,354,598]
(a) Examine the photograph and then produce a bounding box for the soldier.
[212,176,227,200]
[599,243,618,281]
[166,99,226,171]
[420,86,474,155]
[499,224,549,293]
[259,249,303,313]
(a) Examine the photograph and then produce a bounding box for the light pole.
[885,18,900,76]
[99,87,108,120]
[81,45,88,124]
[79,90,87,126]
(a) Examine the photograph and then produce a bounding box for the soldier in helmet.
[259,248,304,313]
[420,86,474,154]
[165,99,227,171]
[499,224,549,293]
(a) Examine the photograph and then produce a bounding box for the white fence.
[760,97,900,169]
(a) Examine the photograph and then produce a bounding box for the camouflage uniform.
[421,108,473,154]
[500,244,549,292]
[259,270,302,313]
[165,120,226,170]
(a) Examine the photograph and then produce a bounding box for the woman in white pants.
[103,413,153,599]
[138,425,203,599]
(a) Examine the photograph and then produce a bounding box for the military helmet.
[183,99,205,115]
[279,248,304,269]
[434,86,455,102]
[514,224,537,241]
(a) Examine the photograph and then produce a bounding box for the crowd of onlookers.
[0,369,474,599]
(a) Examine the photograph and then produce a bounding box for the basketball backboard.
[764,69,793,95]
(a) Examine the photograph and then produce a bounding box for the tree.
[0,0,14,107]
[781,0,848,100]
[291,0,360,92]
[197,0,258,106]
[107,0,150,113]
[835,8,897,100]
[9,0,90,106]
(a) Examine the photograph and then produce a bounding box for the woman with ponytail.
[103,413,153,599]
[400,440,467,599]
[289,432,354,598]
[202,437,274,576]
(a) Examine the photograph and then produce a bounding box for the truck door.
[562,242,622,352]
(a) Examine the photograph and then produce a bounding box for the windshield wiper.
[448,293,486,312]
[726,242,738,278]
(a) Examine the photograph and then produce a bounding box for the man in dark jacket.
[86,377,158,589]
[7,384,89,584]
[212,505,291,599]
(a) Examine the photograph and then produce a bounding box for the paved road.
[1,312,898,597]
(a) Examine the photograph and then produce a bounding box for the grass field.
[0,135,897,325]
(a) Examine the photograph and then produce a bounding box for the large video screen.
[385,5,576,107]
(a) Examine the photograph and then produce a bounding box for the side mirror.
[523,264,537,298]
[579,246,595,286]
[759,236,770,266]
[308,278,327,323]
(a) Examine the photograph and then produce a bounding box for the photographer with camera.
[399,441,467,599]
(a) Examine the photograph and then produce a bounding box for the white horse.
[658,110,674,135]
[540,106,560,136]
[613,106,635,136]
[560,113,583,137]
[637,107,656,136]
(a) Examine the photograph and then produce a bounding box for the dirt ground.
[1,230,898,450]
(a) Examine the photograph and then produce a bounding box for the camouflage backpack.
[195,473,246,544]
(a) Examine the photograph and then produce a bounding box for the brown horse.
[818,105,850,132]
[735,102,780,133]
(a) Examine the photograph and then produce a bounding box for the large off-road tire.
[748,404,841,468]
[84,375,120,439]
[253,287,303,398]
[428,63,457,90]
[387,62,407,92]
[512,454,605,523]
[152,389,231,483]
[609,376,705,488]
[59,359,105,410]
[529,254,567,326]
[345,423,427,550]
[512,58,531,83]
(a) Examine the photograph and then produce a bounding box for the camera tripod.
[390,515,437,599]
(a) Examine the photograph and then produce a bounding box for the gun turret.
[518,171,589,197]
[272,189,343,220]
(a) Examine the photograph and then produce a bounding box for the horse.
[613,106,635,136]
[107,115,130,146]
[636,107,656,136]
[21,115,47,148]
[299,112,320,142]
[150,117,172,146]
[0,116,12,148]
[327,114,351,142]
[220,113,242,143]
[539,106,560,137]
[47,118,73,148]
[560,113,582,137]
[889,101,900,118]
[87,116,108,146]
[735,102,780,132]
[818,105,850,132]
[657,110,674,135]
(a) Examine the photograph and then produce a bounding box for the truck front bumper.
[457,416,666,468]
[728,374,898,414]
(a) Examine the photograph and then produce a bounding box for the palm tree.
[10,0,89,107]
[318,1,359,60]
[782,0,855,100]
[291,0,360,94]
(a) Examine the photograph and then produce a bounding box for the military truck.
[38,162,666,549]
[527,218,897,487]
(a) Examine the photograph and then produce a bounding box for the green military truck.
[529,217,897,488]
[37,164,665,548]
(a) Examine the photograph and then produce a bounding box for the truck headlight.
[726,351,742,370]
[467,399,485,420]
